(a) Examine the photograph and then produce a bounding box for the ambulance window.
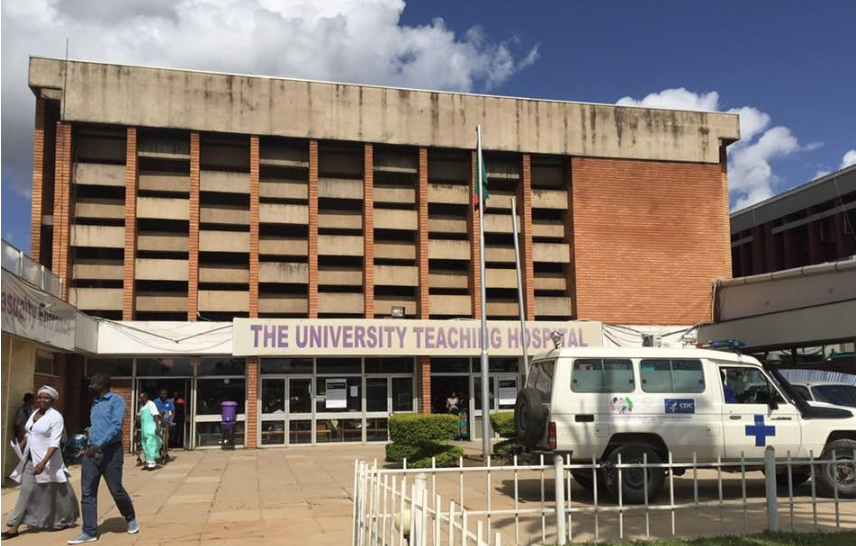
[640,359,705,393]
[721,367,784,404]
[572,359,634,393]
[532,360,554,401]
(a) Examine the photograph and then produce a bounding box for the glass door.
[260,378,287,446]
[365,377,389,442]
[471,374,519,440]
[287,378,313,445]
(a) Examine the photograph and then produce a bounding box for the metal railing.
[352,446,856,546]
[1,239,62,298]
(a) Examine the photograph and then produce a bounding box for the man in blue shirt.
[68,374,139,544]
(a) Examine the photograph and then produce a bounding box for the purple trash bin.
[220,401,237,429]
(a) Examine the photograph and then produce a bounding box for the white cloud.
[1,0,538,197]
[841,149,856,169]
[617,87,814,211]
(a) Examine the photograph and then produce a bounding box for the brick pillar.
[30,98,46,262]
[188,132,200,321]
[308,140,319,318]
[363,144,375,318]
[835,212,854,258]
[51,122,73,301]
[418,356,431,414]
[122,128,138,320]
[249,136,260,318]
[519,154,536,319]
[565,158,578,318]
[417,148,430,319]
[751,225,764,274]
[111,379,134,451]
[35,354,67,413]
[468,151,482,318]
[764,222,778,272]
[719,146,733,280]
[246,357,259,448]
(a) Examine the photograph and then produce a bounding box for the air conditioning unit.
[642,334,660,347]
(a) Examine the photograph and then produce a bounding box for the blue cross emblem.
[745,414,776,447]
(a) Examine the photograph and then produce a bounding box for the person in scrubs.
[137,392,163,470]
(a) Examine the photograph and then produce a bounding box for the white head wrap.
[38,385,59,401]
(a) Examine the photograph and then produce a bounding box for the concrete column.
[519,154,536,319]
[764,222,778,272]
[565,158,578,318]
[468,151,482,319]
[51,122,72,301]
[363,143,375,318]
[308,140,319,318]
[417,147,430,319]
[122,128,138,320]
[187,132,200,321]
[30,98,46,263]
[249,136,260,318]
[417,356,431,414]
[246,357,259,448]
[751,225,764,274]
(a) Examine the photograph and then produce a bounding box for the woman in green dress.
[137,392,162,470]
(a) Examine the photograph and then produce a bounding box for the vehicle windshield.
[811,385,856,407]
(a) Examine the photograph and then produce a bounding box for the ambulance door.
[719,366,801,459]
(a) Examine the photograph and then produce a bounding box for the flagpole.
[510,196,530,377]
[477,124,491,461]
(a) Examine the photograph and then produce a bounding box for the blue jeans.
[81,442,136,536]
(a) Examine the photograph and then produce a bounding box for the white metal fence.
[352,446,856,546]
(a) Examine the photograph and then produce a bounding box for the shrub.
[493,439,515,459]
[389,414,458,446]
[386,444,465,468]
[490,412,515,439]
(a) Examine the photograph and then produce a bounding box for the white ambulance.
[513,346,856,503]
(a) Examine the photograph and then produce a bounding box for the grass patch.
[551,531,856,546]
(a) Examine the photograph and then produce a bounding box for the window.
[137,358,193,376]
[86,358,133,378]
[262,380,285,414]
[430,358,470,374]
[812,385,856,407]
[572,359,634,393]
[392,377,414,412]
[528,360,555,401]
[199,358,245,376]
[791,385,812,401]
[365,358,413,374]
[316,358,361,375]
[366,378,388,412]
[316,377,361,413]
[261,358,313,375]
[720,367,782,404]
[640,359,705,393]
[35,353,55,375]
[196,378,246,415]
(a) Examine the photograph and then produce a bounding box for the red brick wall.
[51,122,73,301]
[30,98,46,262]
[187,132,200,321]
[112,380,133,451]
[417,356,431,414]
[246,357,259,448]
[519,154,536,319]
[571,157,731,325]
[34,353,67,413]
[363,144,375,318]
[417,147,430,319]
[123,128,138,320]
[468,151,482,319]
[249,136,260,318]
[308,140,319,318]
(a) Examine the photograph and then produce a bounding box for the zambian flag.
[475,145,489,208]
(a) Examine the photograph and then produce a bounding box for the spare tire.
[515,388,546,448]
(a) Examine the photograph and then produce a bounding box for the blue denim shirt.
[88,391,126,448]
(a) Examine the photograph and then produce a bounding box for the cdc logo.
[665,399,695,414]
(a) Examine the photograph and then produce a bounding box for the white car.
[790,381,856,408]
[514,347,856,503]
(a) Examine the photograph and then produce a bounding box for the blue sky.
[2,0,854,252]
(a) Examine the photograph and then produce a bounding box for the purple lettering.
[435,327,448,350]
[395,327,407,348]
[447,327,459,349]
[277,325,289,347]
[413,326,425,348]
[490,328,501,349]
[424,327,435,349]
[354,326,366,348]
[366,326,378,348]
[310,325,323,348]
[566,328,578,347]
[579,328,588,347]
[250,324,263,347]
[342,326,354,348]
[264,326,276,348]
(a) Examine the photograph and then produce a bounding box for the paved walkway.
[1,445,383,545]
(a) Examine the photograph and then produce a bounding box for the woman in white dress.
[2,386,79,539]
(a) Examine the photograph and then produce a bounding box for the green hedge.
[489,412,515,439]
[389,414,458,446]
[385,443,465,468]
[493,439,515,459]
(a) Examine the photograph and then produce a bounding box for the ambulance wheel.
[514,388,546,448]
[605,444,666,504]
[818,439,856,498]
[571,469,602,490]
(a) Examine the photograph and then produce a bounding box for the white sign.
[233,318,602,357]
[326,379,347,410]
[498,379,518,406]
[1,272,76,350]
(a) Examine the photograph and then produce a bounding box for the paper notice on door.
[326,379,348,409]
[498,379,517,406]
